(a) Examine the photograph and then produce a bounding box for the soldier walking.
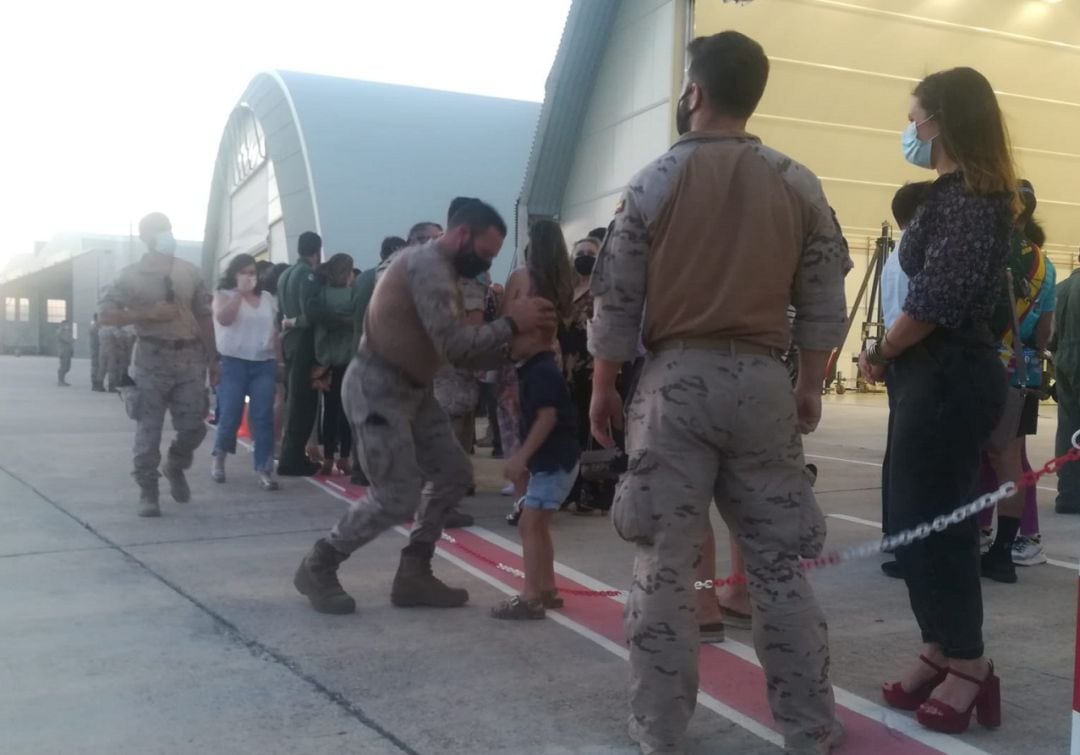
[99,212,219,517]
[293,201,554,614]
[57,319,75,386]
[588,33,851,754]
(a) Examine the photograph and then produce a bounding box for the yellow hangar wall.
[695,0,1080,377]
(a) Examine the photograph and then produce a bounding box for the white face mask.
[154,230,177,256]
[236,273,257,293]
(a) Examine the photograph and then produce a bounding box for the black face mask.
[675,89,696,136]
[453,244,492,278]
[574,255,596,276]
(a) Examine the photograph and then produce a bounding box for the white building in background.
[0,233,201,358]
[520,0,1080,382]
[202,70,542,280]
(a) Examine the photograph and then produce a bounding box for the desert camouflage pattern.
[590,135,849,754]
[129,339,209,490]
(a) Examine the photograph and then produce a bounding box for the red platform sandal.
[882,655,948,710]
[916,662,1001,734]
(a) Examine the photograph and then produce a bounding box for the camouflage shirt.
[589,131,851,362]
[363,241,512,385]
[100,256,211,341]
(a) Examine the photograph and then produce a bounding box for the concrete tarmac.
[1,355,1076,755]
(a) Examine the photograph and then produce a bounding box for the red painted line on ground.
[308,475,944,754]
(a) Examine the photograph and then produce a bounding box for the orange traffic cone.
[238,399,251,440]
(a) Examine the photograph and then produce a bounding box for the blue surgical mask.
[154,230,177,256]
[901,118,935,169]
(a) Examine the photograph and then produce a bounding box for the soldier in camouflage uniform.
[293,201,554,615]
[99,212,219,517]
[588,33,851,754]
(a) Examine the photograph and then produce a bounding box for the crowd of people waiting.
[202,199,619,526]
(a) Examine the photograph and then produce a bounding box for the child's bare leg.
[519,507,546,602]
[539,511,556,593]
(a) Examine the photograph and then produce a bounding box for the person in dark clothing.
[309,253,358,476]
[1052,247,1080,514]
[277,231,323,476]
[90,313,106,391]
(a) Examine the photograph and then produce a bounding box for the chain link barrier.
[439,442,1080,599]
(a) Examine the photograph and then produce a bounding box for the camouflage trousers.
[329,351,471,553]
[129,339,209,489]
[615,348,838,754]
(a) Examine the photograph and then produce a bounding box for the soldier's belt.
[138,336,201,349]
[652,337,781,358]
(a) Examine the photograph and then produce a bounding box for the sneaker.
[979,528,993,555]
[505,497,524,526]
[1011,535,1046,566]
[258,472,280,491]
[211,455,226,483]
[500,482,516,496]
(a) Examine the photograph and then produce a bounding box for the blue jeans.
[213,356,277,472]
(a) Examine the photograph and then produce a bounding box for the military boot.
[137,484,161,518]
[293,539,357,615]
[162,463,191,503]
[391,542,469,608]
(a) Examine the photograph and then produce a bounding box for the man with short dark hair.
[589,31,849,754]
[406,221,443,246]
[99,212,218,517]
[293,200,556,615]
[276,230,323,476]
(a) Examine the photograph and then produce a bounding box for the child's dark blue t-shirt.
[516,351,581,474]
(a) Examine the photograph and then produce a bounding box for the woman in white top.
[211,253,282,490]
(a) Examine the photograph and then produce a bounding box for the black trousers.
[322,364,352,459]
[280,332,318,467]
[886,329,1005,659]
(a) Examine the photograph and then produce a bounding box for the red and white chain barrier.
[445,444,1080,596]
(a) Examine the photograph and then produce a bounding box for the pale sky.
[0,0,571,264]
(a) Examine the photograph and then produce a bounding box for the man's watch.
[503,315,520,336]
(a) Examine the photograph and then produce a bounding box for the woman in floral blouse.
[859,67,1017,735]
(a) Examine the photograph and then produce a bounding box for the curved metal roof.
[202,70,540,276]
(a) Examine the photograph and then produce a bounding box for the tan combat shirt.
[100,256,211,341]
[589,131,852,361]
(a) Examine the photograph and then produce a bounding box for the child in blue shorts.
[491,341,580,620]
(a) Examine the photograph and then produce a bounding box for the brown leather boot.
[293,539,357,614]
[390,542,469,608]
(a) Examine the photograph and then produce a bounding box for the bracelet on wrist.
[866,340,891,367]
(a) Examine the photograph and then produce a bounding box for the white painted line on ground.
[715,639,993,755]
[806,453,1058,494]
[826,513,883,529]
[303,479,786,749]
[466,524,991,755]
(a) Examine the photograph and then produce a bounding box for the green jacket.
[352,267,378,353]
[311,284,359,367]
[277,260,319,359]
[1053,270,1080,382]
